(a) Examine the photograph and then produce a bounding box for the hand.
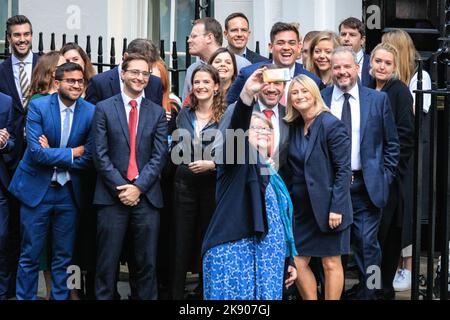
[72,145,85,158]
[0,128,9,148]
[188,160,215,174]
[39,135,50,148]
[117,184,142,206]
[165,111,172,122]
[329,212,342,229]
[267,157,275,167]
[240,67,267,105]
[285,265,297,289]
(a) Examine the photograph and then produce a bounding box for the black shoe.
[343,283,360,300]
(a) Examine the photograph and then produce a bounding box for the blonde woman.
[282,74,352,300]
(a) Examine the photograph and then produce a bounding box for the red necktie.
[262,109,274,120]
[262,109,274,157]
[127,100,138,181]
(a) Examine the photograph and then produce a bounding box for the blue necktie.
[56,108,72,185]
[341,93,352,142]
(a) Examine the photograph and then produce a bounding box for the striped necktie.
[19,61,30,110]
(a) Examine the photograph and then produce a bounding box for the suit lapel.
[322,87,333,107]
[49,94,62,147]
[110,67,121,96]
[2,58,22,110]
[114,95,130,147]
[278,105,288,147]
[136,99,150,146]
[358,86,370,142]
[305,114,323,162]
[67,99,82,147]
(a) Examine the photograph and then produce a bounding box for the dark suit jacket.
[92,94,168,209]
[245,48,268,64]
[361,53,374,87]
[0,92,14,188]
[203,97,269,255]
[281,112,353,233]
[321,85,400,209]
[227,61,323,104]
[85,66,163,107]
[8,94,95,209]
[0,53,39,170]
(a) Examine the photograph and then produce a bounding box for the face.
[63,49,85,70]
[224,17,250,51]
[259,81,285,108]
[289,81,315,114]
[331,51,359,92]
[339,26,365,53]
[55,70,85,104]
[211,52,234,83]
[249,117,273,153]
[188,23,210,57]
[8,23,32,59]
[313,39,334,72]
[269,31,301,68]
[371,49,395,83]
[301,39,312,64]
[121,59,151,96]
[192,71,219,102]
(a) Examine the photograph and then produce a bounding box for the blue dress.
[203,182,287,300]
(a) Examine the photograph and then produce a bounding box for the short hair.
[331,46,358,64]
[208,47,238,82]
[224,12,249,31]
[194,17,223,46]
[284,74,329,123]
[126,38,159,64]
[29,51,62,97]
[369,42,400,80]
[6,15,32,36]
[122,53,150,72]
[60,42,96,82]
[338,17,365,38]
[55,62,83,80]
[270,22,300,43]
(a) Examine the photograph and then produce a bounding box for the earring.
[214,90,219,96]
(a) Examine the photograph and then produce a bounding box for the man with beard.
[8,63,95,300]
[321,47,399,299]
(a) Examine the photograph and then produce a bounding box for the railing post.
[412,59,424,300]
[74,34,78,44]
[4,30,9,56]
[185,36,191,69]
[160,40,165,60]
[255,41,260,55]
[86,35,91,60]
[110,37,116,66]
[50,33,55,51]
[122,38,127,58]
[62,34,66,46]
[38,32,44,55]
[97,36,103,74]
[171,41,179,97]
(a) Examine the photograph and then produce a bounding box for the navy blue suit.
[93,94,167,300]
[244,48,268,64]
[322,85,400,299]
[8,93,95,300]
[85,66,163,107]
[0,53,39,170]
[227,61,323,104]
[0,92,14,299]
[360,53,374,88]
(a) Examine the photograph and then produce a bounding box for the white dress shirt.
[258,101,280,152]
[12,51,33,101]
[330,84,361,171]
[356,49,364,81]
[121,92,143,133]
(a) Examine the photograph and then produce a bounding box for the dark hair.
[270,22,300,43]
[55,62,83,80]
[338,17,365,38]
[60,42,96,82]
[224,12,249,31]
[208,47,238,82]
[126,38,159,64]
[194,17,223,46]
[189,64,226,123]
[6,15,32,36]
[122,53,150,71]
[29,51,62,97]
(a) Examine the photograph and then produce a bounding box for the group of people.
[0,11,431,301]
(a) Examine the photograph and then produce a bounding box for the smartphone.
[263,68,291,83]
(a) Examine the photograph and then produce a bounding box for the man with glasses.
[85,38,163,106]
[8,62,95,300]
[92,53,167,300]
[224,12,267,64]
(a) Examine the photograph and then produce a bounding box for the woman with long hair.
[60,42,96,84]
[208,47,237,98]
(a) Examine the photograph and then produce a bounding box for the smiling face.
[259,81,285,108]
[224,16,250,51]
[63,49,86,70]
[331,51,359,92]
[289,81,315,114]
[211,51,235,83]
[249,116,273,154]
[55,70,85,105]
[192,70,219,103]
[371,48,395,84]
[313,39,334,72]
[8,23,32,59]
[269,31,301,68]
[121,59,150,97]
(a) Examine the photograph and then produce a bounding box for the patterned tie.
[341,93,352,142]
[56,108,72,186]
[19,61,30,110]
[127,100,139,181]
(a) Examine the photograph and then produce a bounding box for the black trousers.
[95,197,160,300]
[169,165,216,300]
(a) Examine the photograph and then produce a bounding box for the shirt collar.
[258,101,279,118]
[58,95,76,112]
[121,92,143,107]
[12,51,33,65]
[356,49,364,64]
[332,83,359,102]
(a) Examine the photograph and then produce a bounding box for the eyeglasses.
[250,126,273,133]
[125,69,152,78]
[59,78,85,86]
